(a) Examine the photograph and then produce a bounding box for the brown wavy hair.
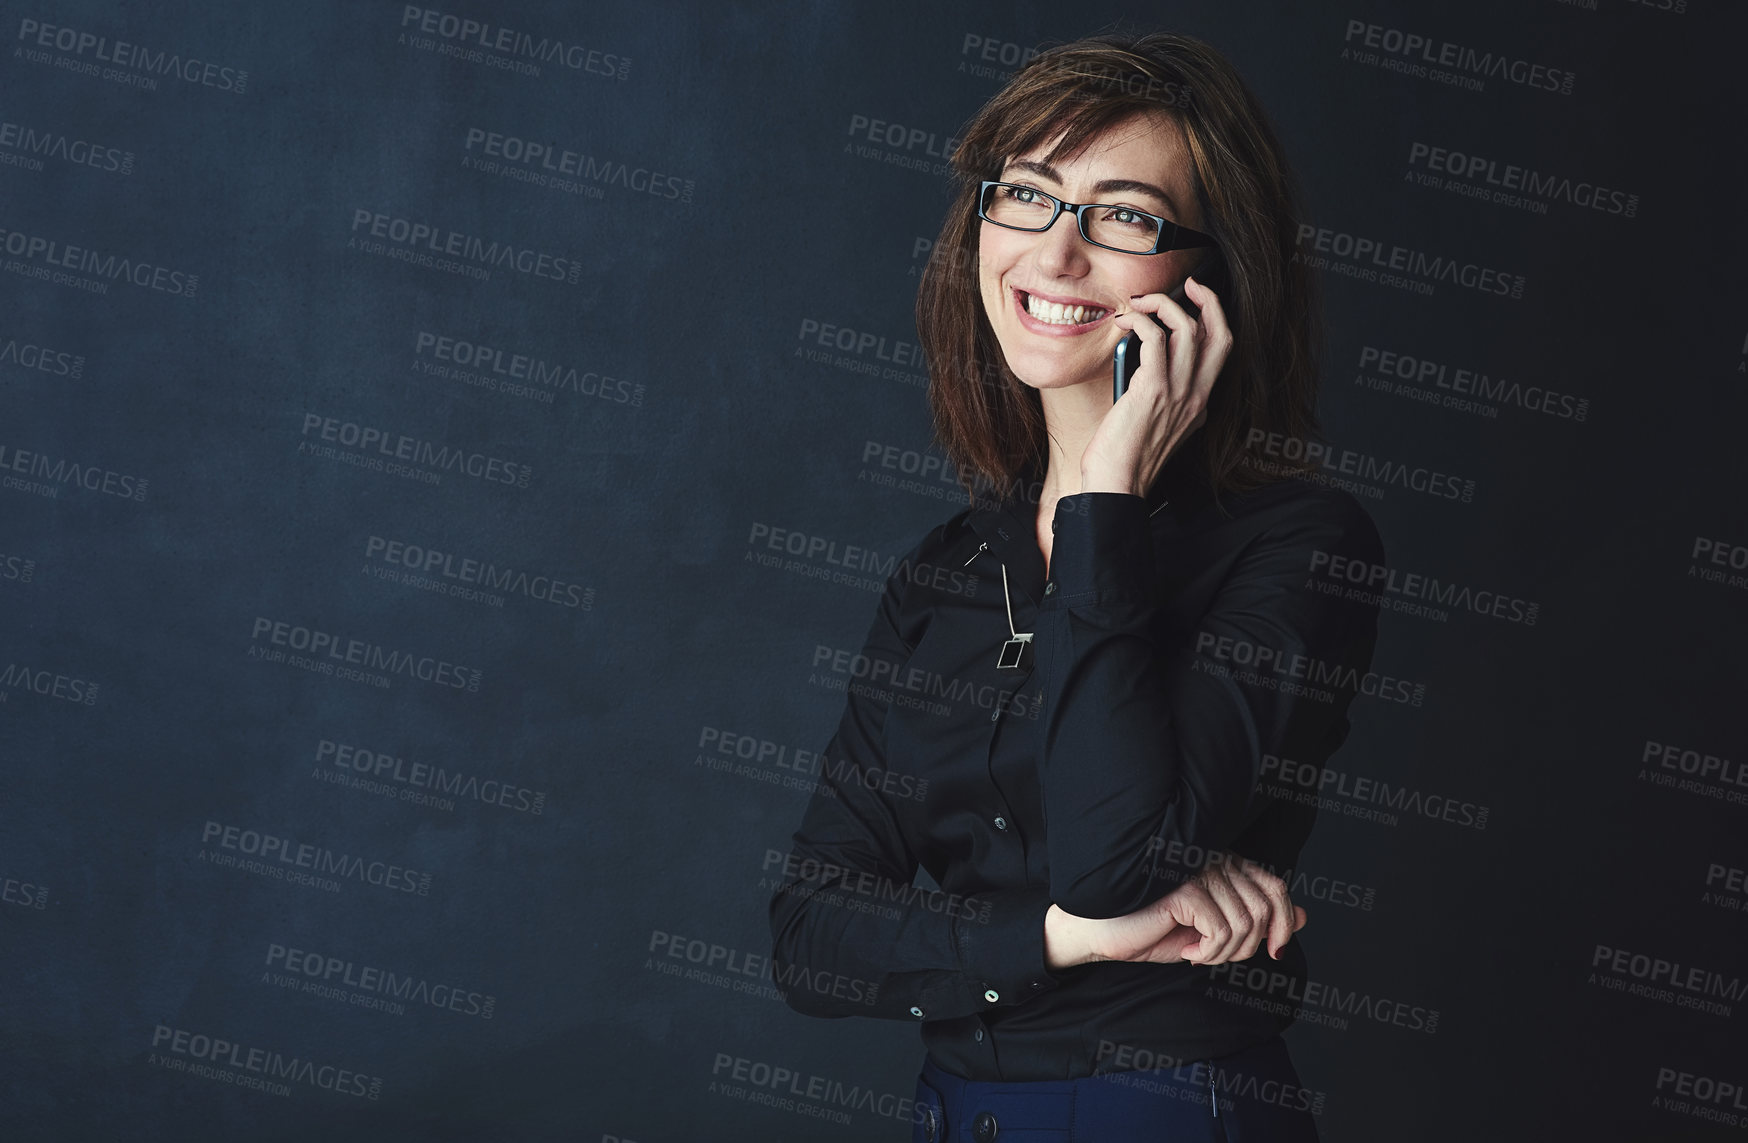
[917,31,1323,508]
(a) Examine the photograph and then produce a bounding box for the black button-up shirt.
[767,445,1384,1082]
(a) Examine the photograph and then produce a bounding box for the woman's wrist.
[1076,464,1144,498]
[1043,904,1092,970]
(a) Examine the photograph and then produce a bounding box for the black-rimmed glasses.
[977,180,1217,255]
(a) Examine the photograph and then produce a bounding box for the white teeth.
[1022,292,1107,325]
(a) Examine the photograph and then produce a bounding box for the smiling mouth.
[1017,289,1110,327]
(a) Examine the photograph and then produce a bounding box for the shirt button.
[1031,980,1045,989]
[994,816,1007,830]
[984,988,1000,1003]
[910,1006,925,1018]
[1044,582,1056,595]
[974,1028,985,1042]
[989,709,1000,722]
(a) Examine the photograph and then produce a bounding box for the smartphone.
[1112,250,1225,402]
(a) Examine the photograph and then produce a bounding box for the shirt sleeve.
[768,531,1063,1023]
[1035,486,1385,919]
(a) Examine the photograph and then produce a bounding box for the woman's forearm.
[1034,491,1384,919]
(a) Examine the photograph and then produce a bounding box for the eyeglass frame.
[975,179,1218,256]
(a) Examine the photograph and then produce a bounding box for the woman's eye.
[1108,208,1151,228]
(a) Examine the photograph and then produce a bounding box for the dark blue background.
[3,1,1744,1139]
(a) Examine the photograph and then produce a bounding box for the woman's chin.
[1008,363,1105,393]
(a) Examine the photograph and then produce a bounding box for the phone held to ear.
[1112,251,1225,402]
[1112,280,1191,402]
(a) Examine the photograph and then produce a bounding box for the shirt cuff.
[950,882,1061,1012]
[1046,492,1155,606]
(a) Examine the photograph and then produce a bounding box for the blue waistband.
[911,1035,1317,1143]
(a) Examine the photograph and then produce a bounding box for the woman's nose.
[1031,209,1091,277]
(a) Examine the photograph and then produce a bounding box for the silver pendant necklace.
[963,541,1031,670]
[995,562,1032,670]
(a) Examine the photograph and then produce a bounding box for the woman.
[769,31,1384,1141]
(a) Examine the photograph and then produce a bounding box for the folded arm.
[1035,489,1384,919]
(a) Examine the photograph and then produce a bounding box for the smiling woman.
[770,30,1385,1143]
[921,33,1325,514]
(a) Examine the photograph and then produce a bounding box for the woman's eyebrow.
[1004,159,1179,214]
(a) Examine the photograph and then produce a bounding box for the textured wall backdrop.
[3,1,1745,1140]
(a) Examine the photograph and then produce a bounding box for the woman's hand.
[1080,274,1234,497]
[1043,853,1306,970]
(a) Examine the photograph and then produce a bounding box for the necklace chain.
[1000,563,1030,643]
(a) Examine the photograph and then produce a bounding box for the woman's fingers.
[1217,863,1275,963]
[1164,882,1231,963]
[1231,856,1297,960]
[1123,285,1195,339]
[1183,868,1253,964]
[1165,294,1203,409]
[1116,290,1192,403]
[1190,855,1308,966]
[1109,303,1170,363]
[1184,274,1234,406]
